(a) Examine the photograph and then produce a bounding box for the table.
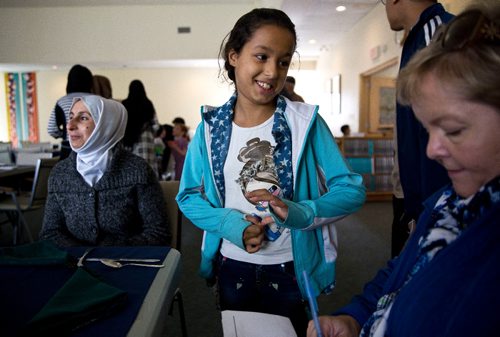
[0,245,181,337]
[0,165,36,191]
[0,165,35,179]
[127,247,181,337]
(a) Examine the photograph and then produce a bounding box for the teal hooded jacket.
[176,97,366,297]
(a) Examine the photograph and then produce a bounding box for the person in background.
[340,124,351,137]
[308,3,500,335]
[169,123,189,180]
[40,95,170,247]
[154,125,167,179]
[176,8,365,336]
[383,0,453,256]
[92,75,113,99]
[47,64,93,159]
[122,79,159,176]
[172,116,196,141]
[389,123,412,258]
[280,75,305,102]
[160,124,175,180]
[172,117,186,125]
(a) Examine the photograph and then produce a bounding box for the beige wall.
[35,67,233,143]
[1,65,322,143]
[315,4,400,133]
[0,4,253,65]
[0,0,479,143]
[314,0,475,134]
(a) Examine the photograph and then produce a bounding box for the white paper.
[222,310,297,337]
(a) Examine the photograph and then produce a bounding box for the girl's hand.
[245,189,289,221]
[243,214,265,253]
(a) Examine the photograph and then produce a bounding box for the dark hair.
[66,64,93,94]
[172,117,186,125]
[340,124,350,134]
[122,79,156,147]
[126,79,148,100]
[218,8,297,83]
[163,124,174,142]
[286,76,296,84]
[92,75,112,99]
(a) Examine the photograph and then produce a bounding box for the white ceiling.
[0,0,379,58]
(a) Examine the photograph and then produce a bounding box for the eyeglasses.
[380,0,386,5]
[436,9,500,50]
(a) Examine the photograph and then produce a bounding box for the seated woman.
[40,95,171,246]
[308,3,500,337]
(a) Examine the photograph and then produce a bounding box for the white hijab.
[70,95,128,187]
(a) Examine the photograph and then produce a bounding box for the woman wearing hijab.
[122,79,159,176]
[40,95,170,247]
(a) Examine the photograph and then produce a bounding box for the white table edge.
[127,248,181,337]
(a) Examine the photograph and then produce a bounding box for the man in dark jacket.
[386,0,453,255]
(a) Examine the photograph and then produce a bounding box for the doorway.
[359,57,398,134]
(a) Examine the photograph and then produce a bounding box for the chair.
[159,180,188,337]
[20,141,55,153]
[15,151,53,166]
[0,142,14,165]
[0,157,59,245]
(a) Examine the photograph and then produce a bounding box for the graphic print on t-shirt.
[235,137,284,241]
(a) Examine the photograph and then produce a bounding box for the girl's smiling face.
[229,24,295,109]
[67,100,95,149]
[413,72,500,198]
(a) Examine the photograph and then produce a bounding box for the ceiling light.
[309,39,317,44]
[336,5,346,12]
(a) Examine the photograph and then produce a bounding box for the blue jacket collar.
[203,93,293,203]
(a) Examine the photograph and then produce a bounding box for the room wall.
[314,0,475,134]
[35,66,232,143]
[1,65,321,143]
[0,4,253,65]
[315,3,401,134]
[0,0,478,143]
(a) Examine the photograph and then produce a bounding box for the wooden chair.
[159,180,188,337]
[160,180,183,251]
[0,157,58,245]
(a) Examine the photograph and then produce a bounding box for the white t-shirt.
[220,115,293,265]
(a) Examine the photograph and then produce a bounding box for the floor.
[163,200,393,337]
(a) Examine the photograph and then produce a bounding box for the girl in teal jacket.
[176,8,365,336]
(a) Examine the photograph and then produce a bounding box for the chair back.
[0,141,11,151]
[16,151,53,166]
[0,142,13,164]
[159,180,182,251]
[20,141,54,152]
[29,157,59,208]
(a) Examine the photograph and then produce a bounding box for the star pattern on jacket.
[204,94,293,203]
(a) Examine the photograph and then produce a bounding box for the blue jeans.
[216,255,308,337]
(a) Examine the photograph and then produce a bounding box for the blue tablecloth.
[0,245,170,337]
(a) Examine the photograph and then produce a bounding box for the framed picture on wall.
[369,77,396,132]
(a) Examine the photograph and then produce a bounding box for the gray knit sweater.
[40,146,171,246]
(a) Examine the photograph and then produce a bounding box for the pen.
[302,270,323,337]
